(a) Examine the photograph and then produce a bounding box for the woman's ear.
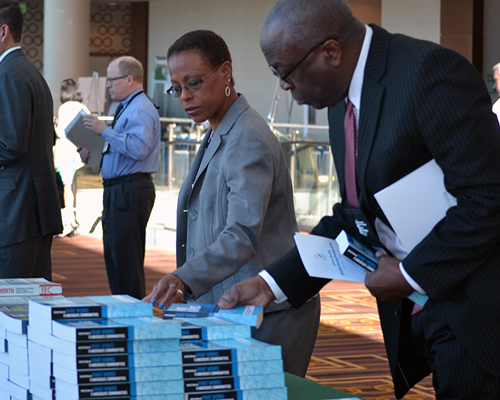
[220,61,233,82]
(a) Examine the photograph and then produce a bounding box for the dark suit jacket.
[267,25,500,398]
[0,49,62,248]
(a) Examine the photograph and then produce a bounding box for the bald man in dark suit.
[219,0,500,398]
[0,0,62,277]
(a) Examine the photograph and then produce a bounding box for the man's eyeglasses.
[167,63,222,98]
[107,75,130,84]
[269,37,337,83]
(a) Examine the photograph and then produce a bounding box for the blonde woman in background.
[54,78,88,237]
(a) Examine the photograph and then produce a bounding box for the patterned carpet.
[51,234,435,400]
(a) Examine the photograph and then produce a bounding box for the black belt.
[102,172,151,187]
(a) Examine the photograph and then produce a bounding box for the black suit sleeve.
[267,204,381,308]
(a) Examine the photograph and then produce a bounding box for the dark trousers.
[412,301,500,399]
[102,174,155,299]
[0,234,53,279]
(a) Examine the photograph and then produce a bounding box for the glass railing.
[75,117,340,234]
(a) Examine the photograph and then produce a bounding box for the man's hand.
[142,274,186,309]
[77,147,90,164]
[365,251,414,303]
[218,275,276,310]
[83,114,108,136]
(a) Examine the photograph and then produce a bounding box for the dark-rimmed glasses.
[269,37,337,83]
[167,63,222,98]
[107,75,130,84]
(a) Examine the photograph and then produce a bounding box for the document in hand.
[65,109,106,171]
[294,232,428,306]
[293,232,369,282]
[374,159,457,253]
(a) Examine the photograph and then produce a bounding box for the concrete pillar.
[43,0,90,111]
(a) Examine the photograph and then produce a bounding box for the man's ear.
[0,24,9,43]
[322,39,342,67]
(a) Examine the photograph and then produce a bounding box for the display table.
[286,373,364,400]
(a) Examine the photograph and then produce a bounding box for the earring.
[225,81,231,97]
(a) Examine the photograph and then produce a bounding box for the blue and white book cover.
[56,392,184,400]
[335,230,379,272]
[164,304,263,328]
[29,323,179,356]
[183,359,283,379]
[55,379,184,398]
[29,295,152,325]
[163,304,219,319]
[184,372,285,392]
[51,316,181,342]
[53,364,183,385]
[181,338,282,364]
[215,306,263,328]
[180,317,251,341]
[53,350,182,371]
[110,316,182,340]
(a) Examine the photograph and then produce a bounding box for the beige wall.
[147,0,329,126]
[148,0,500,122]
[381,0,440,43]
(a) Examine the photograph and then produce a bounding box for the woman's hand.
[142,274,186,309]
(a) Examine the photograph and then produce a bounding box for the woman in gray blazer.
[143,30,320,376]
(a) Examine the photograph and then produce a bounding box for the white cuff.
[399,262,426,295]
[258,270,288,304]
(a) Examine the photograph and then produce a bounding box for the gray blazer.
[173,95,297,312]
[0,49,62,247]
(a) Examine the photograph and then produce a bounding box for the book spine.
[74,338,179,355]
[55,365,183,385]
[0,284,62,297]
[51,306,103,321]
[57,380,184,398]
[163,311,211,319]
[75,326,130,342]
[181,327,206,341]
[55,351,182,370]
[343,246,377,272]
[182,349,235,365]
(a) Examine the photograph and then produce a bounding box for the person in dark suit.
[218,0,500,398]
[0,0,62,277]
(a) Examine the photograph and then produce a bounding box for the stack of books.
[26,295,183,400]
[2,288,287,399]
[179,337,287,399]
[165,304,287,400]
[0,278,62,400]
